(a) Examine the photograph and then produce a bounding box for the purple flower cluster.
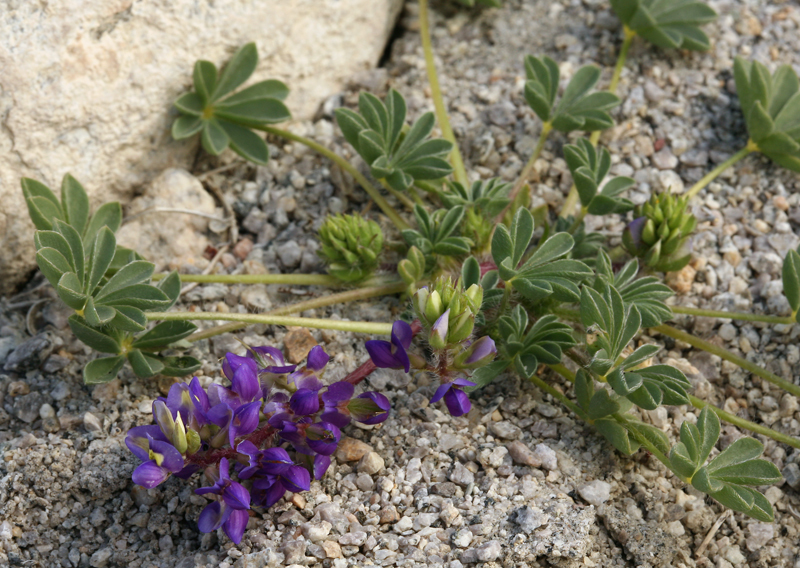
[366,320,496,417]
[126,344,390,544]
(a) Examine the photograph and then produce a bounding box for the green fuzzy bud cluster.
[318,214,384,282]
[623,193,697,272]
[414,277,482,349]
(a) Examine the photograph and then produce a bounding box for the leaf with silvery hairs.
[172,43,291,166]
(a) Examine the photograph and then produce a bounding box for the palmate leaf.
[335,90,453,192]
[442,178,511,219]
[611,0,717,51]
[523,56,620,133]
[172,43,291,166]
[402,205,471,267]
[668,408,781,521]
[564,138,635,215]
[735,57,800,172]
[594,251,673,327]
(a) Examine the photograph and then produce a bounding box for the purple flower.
[305,422,341,456]
[248,345,297,375]
[207,401,261,447]
[289,388,321,416]
[348,392,391,425]
[365,320,413,372]
[430,377,476,417]
[130,436,186,488]
[319,381,355,427]
[288,346,330,390]
[237,442,293,479]
[163,377,209,430]
[196,458,251,543]
[453,336,497,369]
[251,464,311,508]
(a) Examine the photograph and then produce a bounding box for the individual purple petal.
[125,425,163,462]
[349,392,391,425]
[206,403,233,429]
[306,422,341,456]
[229,402,262,446]
[222,352,253,381]
[392,342,411,373]
[207,384,241,410]
[319,409,350,429]
[148,438,185,473]
[306,346,330,372]
[391,320,413,349]
[322,381,355,405]
[197,501,229,533]
[314,455,331,480]
[132,460,170,488]
[443,388,472,417]
[365,340,398,368]
[222,481,251,510]
[231,361,260,402]
[289,388,321,416]
[282,465,312,492]
[258,447,294,475]
[430,382,451,404]
[452,377,477,388]
[223,509,249,544]
[463,336,496,365]
[259,478,289,508]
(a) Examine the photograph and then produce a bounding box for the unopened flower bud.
[318,214,383,282]
[453,336,497,369]
[430,309,449,350]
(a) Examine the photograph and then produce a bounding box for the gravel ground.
[3,0,800,567]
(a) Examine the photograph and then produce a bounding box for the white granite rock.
[0,0,402,291]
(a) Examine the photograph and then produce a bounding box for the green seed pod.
[318,214,384,282]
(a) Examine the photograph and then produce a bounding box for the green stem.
[688,395,800,450]
[153,273,342,286]
[504,122,552,217]
[378,179,417,211]
[187,281,406,342]
[560,26,634,218]
[418,0,468,186]
[671,305,792,325]
[653,324,800,398]
[188,282,407,341]
[254,125,409,231]
[567,207,588,234]
[530,371,589,421]
[147,311,392,335]
[684,143,755,199]
[415,180,443,198]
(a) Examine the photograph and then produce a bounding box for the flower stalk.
[146,312,393,335]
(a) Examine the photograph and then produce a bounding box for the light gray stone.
[578,480,612,507]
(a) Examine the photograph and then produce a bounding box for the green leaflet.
[610,0,717,51]
[523,56,620,133]
[335,90,453,192]
[172,43,291,166]
[403,205,471,270]
[735,57,800,172]
[564,138,634,214]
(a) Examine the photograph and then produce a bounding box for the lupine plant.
[19,0,800,542]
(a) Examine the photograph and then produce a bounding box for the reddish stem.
[186,424,276,468]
